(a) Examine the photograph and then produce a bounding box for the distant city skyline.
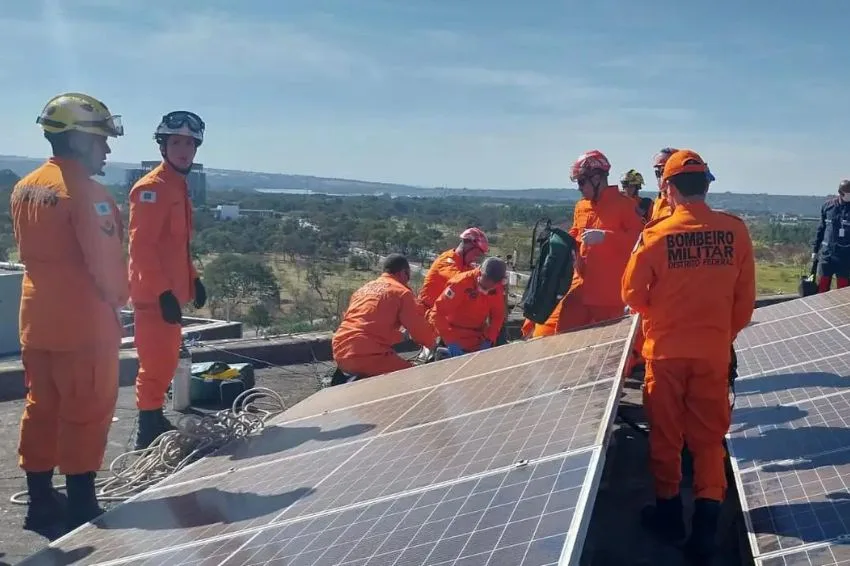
[1,0,848,195]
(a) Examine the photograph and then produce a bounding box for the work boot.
[684,498,722,565]
[640,494,686,544]
[134,408,176,450]
[65,472,104,531]
[23,470,67,537]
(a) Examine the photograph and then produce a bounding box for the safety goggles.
[161,111,205,134]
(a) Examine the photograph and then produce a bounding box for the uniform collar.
[48,157,92,180]
[672,200,711,215]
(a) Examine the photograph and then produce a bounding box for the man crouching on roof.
[429,257,507,357]
[621,150,755,564]
[332,254,437,379]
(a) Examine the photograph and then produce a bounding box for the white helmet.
[154,111,204,145]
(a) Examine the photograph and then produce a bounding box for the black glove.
[193,278,207,309]
[158,291,182,325]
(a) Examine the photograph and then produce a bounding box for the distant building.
[215,204,240,220]
[125,160,207,206]
[213,204,278,220]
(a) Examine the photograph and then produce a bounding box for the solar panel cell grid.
[286,382,613,519]
[735,330,850,378]
[816,304,850,328]
[446,318,631,381]
[276,356,474,423]
[735,313,828,350]
[169,389,431,485]
[740,458,850,556]
[387,346,623,431]
[218,450,594,566]
[748,299,814,324]
[757,544,850,565]
[40,441,365,565]
[731,353,850,411]
[802,287,850,311]
[729,390,850,471]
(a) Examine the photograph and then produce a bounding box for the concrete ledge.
[0,294,803,402]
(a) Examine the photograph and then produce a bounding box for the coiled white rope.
[11,387,286,505]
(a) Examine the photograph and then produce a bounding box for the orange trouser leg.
[645,357,731,501]
[555,286,624,334]
[337,352,413,378]
[19,347,119,475]
[134,305,182,410]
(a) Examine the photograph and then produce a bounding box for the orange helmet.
[460,227,489,253]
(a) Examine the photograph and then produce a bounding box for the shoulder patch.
[93,201,112,216]
[139,190,157,203]
[444,258,455,265]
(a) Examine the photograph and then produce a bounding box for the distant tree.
[348,254,371,271]
[204,254,280,321]
[244,303,273,336]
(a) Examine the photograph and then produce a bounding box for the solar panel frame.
[727,290,850,564]
[24,315,639,566]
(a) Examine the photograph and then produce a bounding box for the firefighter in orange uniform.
[650,148,678,221]
[14,92,128,532]
[430,257,507,356]
[620,169,652,223]
[418,227,488,312]
[555,150,644,333]
[621,150,755,563]
[128,111,207,449]
[333,254,436,378]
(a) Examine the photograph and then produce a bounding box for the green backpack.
[520,218,577,324]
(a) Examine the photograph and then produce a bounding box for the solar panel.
[756,544,850,566]
[728,288,850,564]
[22,316,637,566]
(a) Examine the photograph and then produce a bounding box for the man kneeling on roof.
[429,257,507,357]
[332,254,437,379]
[621,150,755,565]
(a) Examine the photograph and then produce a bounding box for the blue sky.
[0,0,847,194]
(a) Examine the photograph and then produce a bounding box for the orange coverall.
[651,193,673,221]
[128,162,198,411]
[418,249,471,311]
[521,300,562,339]
[555,186,643,332]
[12,158,128,475]
[430,269,506,352]
[333,273,436,377]
[621,201,755,502]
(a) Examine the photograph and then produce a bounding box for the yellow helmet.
[620,169,645,187]
[36,92,124,138]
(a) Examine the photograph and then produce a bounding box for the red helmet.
[652,147,678,169]
[460,227,489,253]
[570,150,611,182]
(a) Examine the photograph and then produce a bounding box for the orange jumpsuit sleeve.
[430,285,456,344]
[128,186,170,297]
[70,192,129,309]
[398,291,437,348]
[484,290,506,344]
[621,232,654,316]
[731,223,756,337]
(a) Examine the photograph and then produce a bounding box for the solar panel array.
[22,316,636,566]
[727,287,850,566]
